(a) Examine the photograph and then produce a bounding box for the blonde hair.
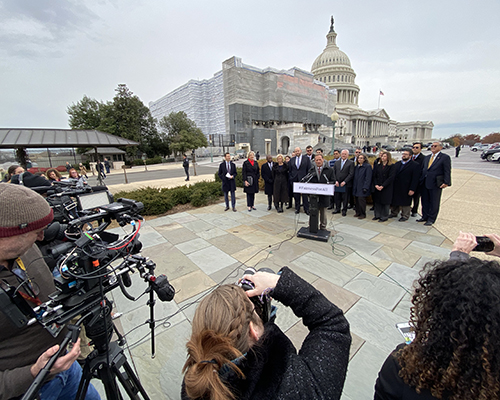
[183,285,263,400]
[276,154,284,163]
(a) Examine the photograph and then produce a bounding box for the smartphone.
[396,322,415,345]
[474,236,494,252]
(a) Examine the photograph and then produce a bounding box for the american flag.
[379,90,384,96]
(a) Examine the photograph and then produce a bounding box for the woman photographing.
[375,232,500,399]
[182,268,351,400]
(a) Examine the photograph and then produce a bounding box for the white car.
[490,152,500,162]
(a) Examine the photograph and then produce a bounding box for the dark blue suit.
[289,155,312,212]
[218,160,237,209]
[420,152,451,223]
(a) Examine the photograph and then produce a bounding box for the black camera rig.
[1,196,175,400]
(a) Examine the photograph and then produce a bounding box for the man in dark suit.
[218,152,237,211]
[289,146,312,214]
[418,142,451,226]
[261,154,274,210]
[389,150,421,221]
[333,149,355,216]
[410,142,425,217]
[308,154,335,230]
[327,150,341,209]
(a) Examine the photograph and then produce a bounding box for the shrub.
[114,181,222,215]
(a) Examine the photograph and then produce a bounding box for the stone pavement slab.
[379,262,421,291]
[345,298,405,354]
[186,246,238,275]
[342,341,388,400]
[344,272,406,310]
[292,252,361,287]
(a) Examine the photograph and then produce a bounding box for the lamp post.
[210,139,213,163]
[330,110,339,155]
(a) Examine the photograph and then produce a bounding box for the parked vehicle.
[235,149,246,159]
[481,145,500,161]
[490,152,500,162]
[381,145,396,151]
[471,144,489,152]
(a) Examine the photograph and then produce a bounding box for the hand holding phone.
[474,236,495,252]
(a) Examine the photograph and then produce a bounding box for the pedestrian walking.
[183,154,190,181]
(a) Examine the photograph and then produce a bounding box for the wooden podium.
[293,182,335,242]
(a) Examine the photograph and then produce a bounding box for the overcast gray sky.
[1,0,499,139]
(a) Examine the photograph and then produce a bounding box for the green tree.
[67,95,104,130]
[67,85,169,158]
[482,132,500,144]
[159,111,207,156]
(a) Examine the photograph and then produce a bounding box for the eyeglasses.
[412,146,420,148]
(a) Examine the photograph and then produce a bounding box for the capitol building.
[311,17,433,147]
[149,17,432,155]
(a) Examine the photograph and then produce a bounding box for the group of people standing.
[217,141,451,228]
[332,141,451,227]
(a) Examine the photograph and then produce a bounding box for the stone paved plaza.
[99,166,498,399]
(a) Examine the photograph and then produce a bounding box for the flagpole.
[378,90,381,109]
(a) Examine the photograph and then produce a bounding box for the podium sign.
[293,182,334,196]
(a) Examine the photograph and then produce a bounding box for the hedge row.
[113,181,223,215]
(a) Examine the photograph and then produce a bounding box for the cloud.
[0,0,99,58]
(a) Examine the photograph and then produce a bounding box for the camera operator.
[0,184,100,400]
[181,267,351,400]
[374,232,500,400]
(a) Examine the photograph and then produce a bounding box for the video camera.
[2,197,174,335]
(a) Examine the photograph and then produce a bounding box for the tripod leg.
[115,360,151,400]
[76,362,92,400]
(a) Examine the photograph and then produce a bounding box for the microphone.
[300,172,314,183]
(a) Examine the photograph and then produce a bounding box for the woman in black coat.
[352,154,372,219]
[242,151,260,212]
[272,154,289,213]
[372,150,396,222]
[181,267,351,400]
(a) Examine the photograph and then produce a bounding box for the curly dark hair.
[398,257,500,399]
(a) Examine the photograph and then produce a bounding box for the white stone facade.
[311,17,433,146]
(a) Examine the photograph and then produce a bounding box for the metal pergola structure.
[0,128,139,185]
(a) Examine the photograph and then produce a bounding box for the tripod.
[76,298,150,400]
[77,341,149,400]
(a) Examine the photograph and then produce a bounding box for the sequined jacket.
[182,267,351,400]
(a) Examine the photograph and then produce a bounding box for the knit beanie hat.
[0,183,54,238]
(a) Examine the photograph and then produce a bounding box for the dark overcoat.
[242,159,260,194]
[371,162,396,205]
[391,160,421,206]
[307,165,335,208]
[217,160,237,193]
[352,163,373,198]
[261,161,274,195]
[272,163,289,203]
[181,268,351,400]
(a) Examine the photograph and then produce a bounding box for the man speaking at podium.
[308,154,335,231]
